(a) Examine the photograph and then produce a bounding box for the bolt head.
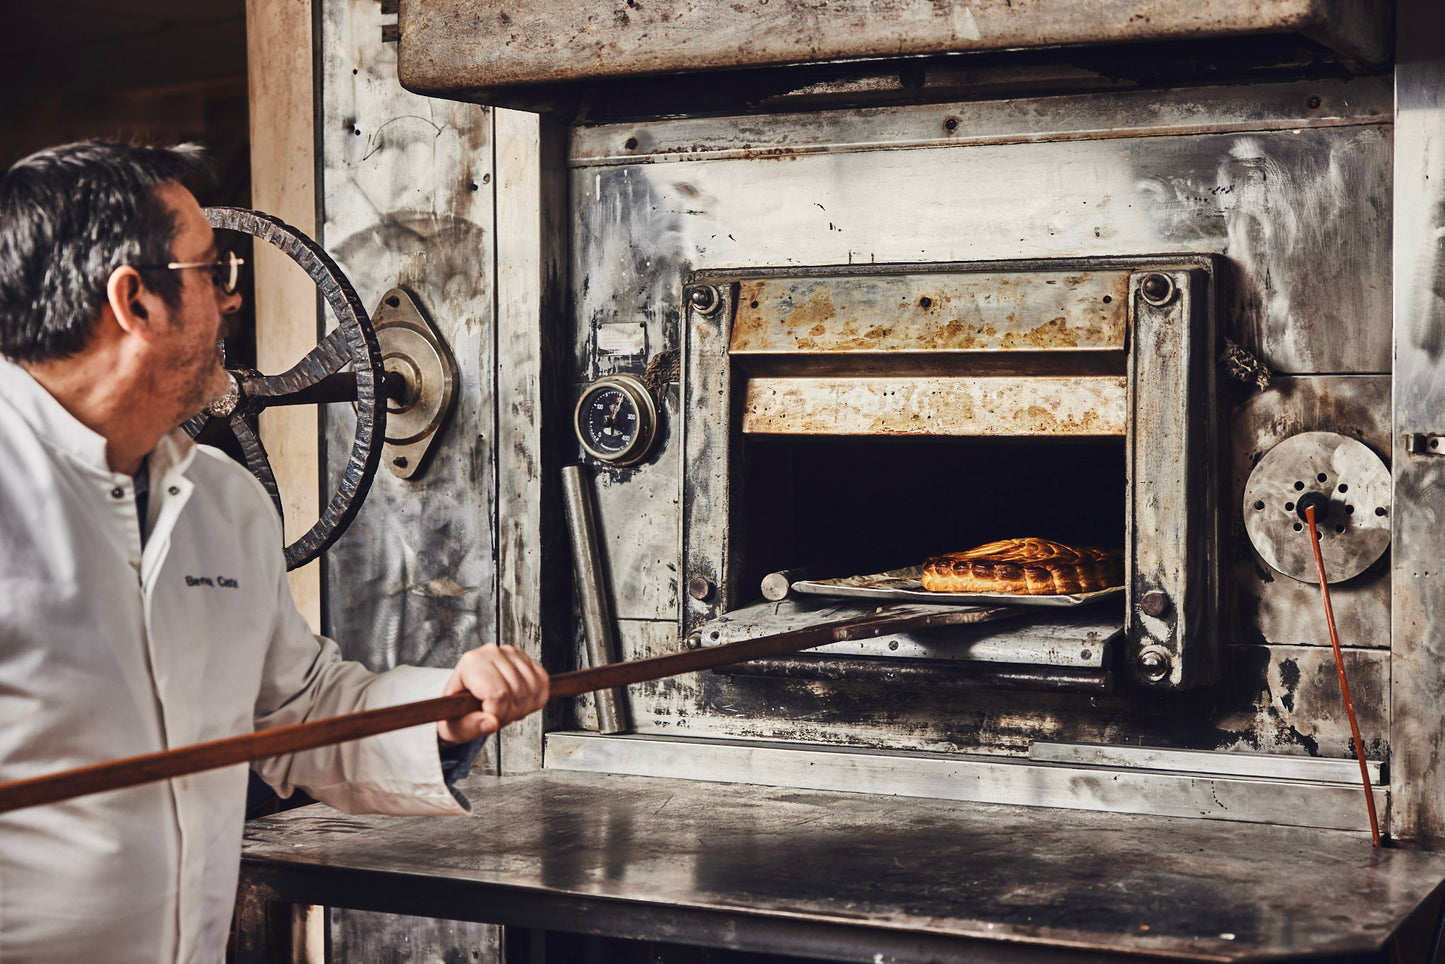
[687,286,720,314]
[1140,273,1175,306]
[1137,648,1172,682]
[1139,590,1171,618]
[688,576,715,602]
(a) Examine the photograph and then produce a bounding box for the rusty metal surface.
[741,375,1127,436]
[397,0,1389,100]
[240,770,1445,962]
[727,270,1128,355]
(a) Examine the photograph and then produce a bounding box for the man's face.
[147,182,240,426]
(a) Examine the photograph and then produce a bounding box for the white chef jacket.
[0,356,468,963]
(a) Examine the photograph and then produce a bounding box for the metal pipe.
[561,464,628,733]
[760,566,822,601]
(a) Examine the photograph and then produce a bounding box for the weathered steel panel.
[569,78,1394,166]
[740,375,1127,436]
[397,0,1389,99]
[1126,266,1220,689]
[573,99,1391,376]
[728,271,1129,355]
[616,619,1388,766]
[1229,376,1391,652]
[1213,645,1390,764]
[547,733,1386,831]
[321,0,498,678]
[680,283,736,634]
[318,0,504,958]
[565,85,1391,770]
[1390,0,1445,847]
[589,452,680,622]
[242,771,1445,962]
[494,107,572,775]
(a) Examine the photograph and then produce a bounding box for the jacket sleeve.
[248,561,469,817]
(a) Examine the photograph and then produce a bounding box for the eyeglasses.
[135,250,246,295]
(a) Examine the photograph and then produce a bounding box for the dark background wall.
[3,1,255,361]
[2,2,248,176]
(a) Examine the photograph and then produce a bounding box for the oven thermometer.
[574,374,658,466]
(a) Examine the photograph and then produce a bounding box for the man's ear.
[106,265,163,337]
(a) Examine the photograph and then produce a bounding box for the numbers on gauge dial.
[573,374,658,465]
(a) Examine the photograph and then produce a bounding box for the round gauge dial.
[574,374,658,466]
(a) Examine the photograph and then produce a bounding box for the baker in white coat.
[0,141,550,962]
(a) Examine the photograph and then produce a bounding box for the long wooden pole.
[0,605,996,816]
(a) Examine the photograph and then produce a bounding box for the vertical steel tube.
[561,465,628,734]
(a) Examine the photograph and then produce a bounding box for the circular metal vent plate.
[1242,432,1390,584]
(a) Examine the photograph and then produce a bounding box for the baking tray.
[791,566,1125,607]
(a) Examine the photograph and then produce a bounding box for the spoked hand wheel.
[184,207,389,571]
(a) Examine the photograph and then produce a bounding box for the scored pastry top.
[921,538,1124,595]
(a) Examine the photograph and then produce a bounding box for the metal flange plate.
[373,288,458,480]
[1242,432,1391,584]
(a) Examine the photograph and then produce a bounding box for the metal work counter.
[236,770,1445,962]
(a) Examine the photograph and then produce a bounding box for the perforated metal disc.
[1243,432,1391,583]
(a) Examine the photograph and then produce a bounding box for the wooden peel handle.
[0,693,480,816]
[0,606,982,815]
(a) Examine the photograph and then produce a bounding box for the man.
[0,141,549,961]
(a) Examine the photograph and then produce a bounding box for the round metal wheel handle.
[184,206,385,571]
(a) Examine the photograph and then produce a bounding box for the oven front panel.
[565,79,1391,761]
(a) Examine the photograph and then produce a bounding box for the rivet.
[110,487,125,499]
[1139,273,1175,307]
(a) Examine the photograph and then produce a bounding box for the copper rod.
[0,606,976,816]
[1305,504,1381,846]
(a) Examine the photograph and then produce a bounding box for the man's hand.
[437,644,550,744]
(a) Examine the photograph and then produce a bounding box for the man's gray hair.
[0,141,212,363]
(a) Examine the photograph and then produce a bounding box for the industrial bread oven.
[522,75,1397,831]
[233,1,1445,960]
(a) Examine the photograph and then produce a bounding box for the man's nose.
[218,285,242,315]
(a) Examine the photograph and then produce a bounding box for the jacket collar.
[0,354,197,478]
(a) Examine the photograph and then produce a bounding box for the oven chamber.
[329,0,1445,843]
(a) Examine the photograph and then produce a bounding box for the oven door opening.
[682,258,1221,690]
